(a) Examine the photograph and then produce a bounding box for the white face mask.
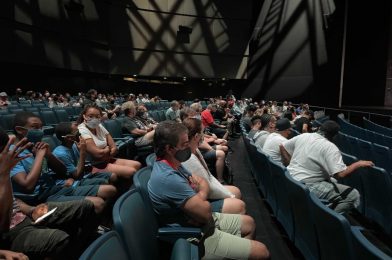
[85,118,100,129]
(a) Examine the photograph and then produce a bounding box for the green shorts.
[202,212,251,259]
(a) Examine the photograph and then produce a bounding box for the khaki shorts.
[202,212,251,259]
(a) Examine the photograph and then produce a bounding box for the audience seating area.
[240,120,392,260]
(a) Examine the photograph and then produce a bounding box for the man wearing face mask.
[9,112,110,214]
[121,101,155,147]
[148,121,270,260]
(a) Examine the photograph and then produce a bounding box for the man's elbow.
[199,203,213,224]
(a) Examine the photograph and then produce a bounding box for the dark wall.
[0,0,260,99]
[243,0,391,107]
[243,0,340,105]
[342,0,391,107]
[0,0,110,73]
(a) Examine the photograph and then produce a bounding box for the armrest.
[170,238,200,260]
[157,226,203,243]
[13,192,39,205]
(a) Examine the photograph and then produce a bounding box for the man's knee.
[347,188,360,208]
[249,240,270,260]
[216,150,225,160]
[241,215,256,237]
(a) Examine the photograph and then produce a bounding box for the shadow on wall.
[242,0,339,104]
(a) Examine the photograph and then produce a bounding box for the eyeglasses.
[62,132,80,139]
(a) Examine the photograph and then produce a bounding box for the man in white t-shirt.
[280,120,374,213]
[254,114,276,148]
[263,118,291,167]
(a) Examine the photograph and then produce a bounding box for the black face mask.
[136,111,144,117]
[174,147,192,162]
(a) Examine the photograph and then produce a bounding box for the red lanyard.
[157,158,196,189]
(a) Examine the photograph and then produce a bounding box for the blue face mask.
[26,129,44,143]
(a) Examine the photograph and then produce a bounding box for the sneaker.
[97,225,111,235]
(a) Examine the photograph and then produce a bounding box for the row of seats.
[337,132,392,173]
[339,153,392,238]
[363,117,392,138]
[81,186,200,259]
[337,117,392,149]
[81,166,201,260]
[0,110,76,133]
[240,125,392,259]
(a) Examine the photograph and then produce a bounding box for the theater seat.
[351,226,392,260]
[269,161,294,240]
[79,231,128,260]
[361,166,392,236]
[133,167,202,243]
[112,188,200,260]
[285,173,319,260]
[309,192,356,260]
[371,143,392,173]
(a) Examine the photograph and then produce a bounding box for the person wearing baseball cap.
[0,92,10,109]
[263,118,292,167]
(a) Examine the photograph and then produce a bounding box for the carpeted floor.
[227,137,304,260]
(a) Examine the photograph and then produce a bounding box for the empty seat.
[42,135,61,151]
[19,104,32,110]
[285,173,319,260]
[337,132,352,154]
[0,109,9,115]
[25,107,39,113]
[0,114,16,132]
[79,231,129,260]
[309,192,356,260]
[9,108,24,114]
[158,110,167,121]
[269,161,294,240]
[356,138,373,161]
[371,143,391,173]
[54,109,71,123]
[346,135,360,159]
[351,226,392,260]
[31,103,46,108]
[40,110,58,126]
[361,166,392,236]
[254,147,275,209]
[102,119,134,158]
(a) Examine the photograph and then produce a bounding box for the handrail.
[287,103,392,124]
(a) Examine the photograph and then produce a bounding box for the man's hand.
[357,160,374,168]
[32,142,49,157]
[64,178,75,187]
[0,249,29,260]
[31,203,48,221]
[0,137,32,177]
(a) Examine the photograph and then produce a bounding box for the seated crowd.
[0,88,377,259]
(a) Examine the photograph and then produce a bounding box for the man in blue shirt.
[148,121,270,259]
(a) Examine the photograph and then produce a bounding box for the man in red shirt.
[201,104,228,139]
